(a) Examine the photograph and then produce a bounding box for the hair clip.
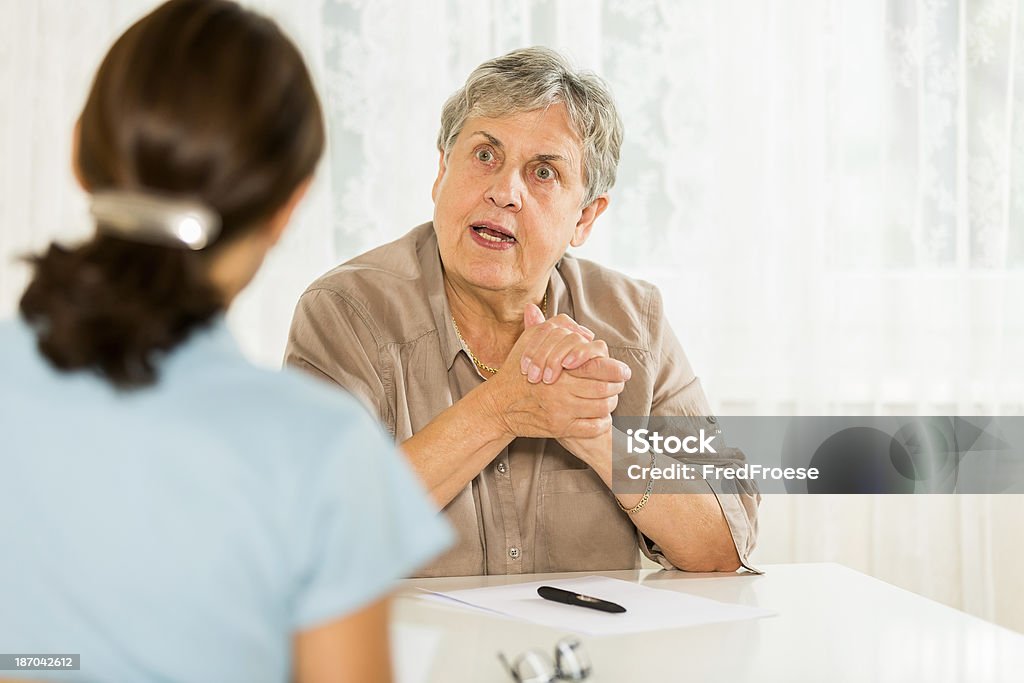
[90,190,221,250]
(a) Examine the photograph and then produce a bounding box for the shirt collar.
[417,224,463,371]
[160,313,245,375]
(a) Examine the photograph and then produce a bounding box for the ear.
[570,194,609,248]
[430,149,447,203]
[265,176,313,246]
[71,119,90,192]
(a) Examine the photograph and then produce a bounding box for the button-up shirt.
[285,223,759,577]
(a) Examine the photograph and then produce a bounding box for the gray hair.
[437,46,624,207]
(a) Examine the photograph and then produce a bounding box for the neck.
[206,235,268,305]
[444,273,548,371]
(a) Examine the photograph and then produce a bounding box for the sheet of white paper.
[419,575,774,636]
[391,622,443,683]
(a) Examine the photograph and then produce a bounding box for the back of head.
[437,46,624,207]
[20,0,325,388]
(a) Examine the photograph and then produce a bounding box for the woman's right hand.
[483,305,631,440]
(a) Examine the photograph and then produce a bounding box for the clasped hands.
[483,304,630,455]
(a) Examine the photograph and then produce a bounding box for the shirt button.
[706,415,718,424]
[508,546,520,559]
[496,462,508,474]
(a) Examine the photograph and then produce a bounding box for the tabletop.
[393,562,1024,683]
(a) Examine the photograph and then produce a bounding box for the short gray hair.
[437,47,624,207]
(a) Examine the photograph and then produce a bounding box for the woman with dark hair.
[0,1,450,681]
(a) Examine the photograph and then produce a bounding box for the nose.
[485,165,524,211]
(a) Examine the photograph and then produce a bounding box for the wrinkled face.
[431,103,606,297]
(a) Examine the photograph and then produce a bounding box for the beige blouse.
[285,223,759,577]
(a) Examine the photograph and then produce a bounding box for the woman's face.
[431,103,605,299]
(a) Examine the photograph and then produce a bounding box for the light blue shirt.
[0,316,453,682]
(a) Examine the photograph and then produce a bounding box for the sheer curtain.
[2,0,1021,631]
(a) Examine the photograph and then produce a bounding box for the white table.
[394,563,1024,682]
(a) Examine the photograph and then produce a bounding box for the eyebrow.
[470,131,570,164]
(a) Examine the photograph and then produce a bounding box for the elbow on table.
[663,538,743,573]
[669,555,742,573]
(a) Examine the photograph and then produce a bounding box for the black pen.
[537,586,627,613]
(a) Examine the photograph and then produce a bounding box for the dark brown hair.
[19,0,324,388]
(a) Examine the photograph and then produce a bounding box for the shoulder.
[557,254,663,352]
[154,323,390,461]
[181,352,393,476]
[312,223,433,293]
[295,223,440,344]
[0,317,61,384]
[0,316,390,470]
[0,317,37,357]
[222,359,382,438]
[0,317,26,347]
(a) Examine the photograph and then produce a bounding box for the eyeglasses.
[497,637,592,682]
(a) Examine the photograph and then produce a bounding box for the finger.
[539,339,609,386]
[561,394,618,420]
[523,303,545,329]
[562,339,608,370]
[586,395,618,418]
[564,378,625,399]
[519,324,570,381]
[517,318,561,375]
[538,332,593,384]
[517,316,593,378]
[568,356,632,383]
[548,313,595,341]
[530,327,578,383]
[566,416,613,440]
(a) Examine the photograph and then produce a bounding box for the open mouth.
[471,224,516,243]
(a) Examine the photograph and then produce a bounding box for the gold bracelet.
[617,453,656,515]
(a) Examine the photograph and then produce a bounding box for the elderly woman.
[286,47,759,577]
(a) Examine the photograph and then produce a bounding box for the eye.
[475,148,494,163]
[535,165,555,181]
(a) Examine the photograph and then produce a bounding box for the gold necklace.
[452,291,548,375]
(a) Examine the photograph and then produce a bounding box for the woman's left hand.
[517,304,610,385]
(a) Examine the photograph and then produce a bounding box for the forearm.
[626,488,741,571]
[293,596,392,683]
[400,381,513,508]
[565,429,742,572]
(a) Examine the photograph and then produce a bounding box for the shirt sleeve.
[638,286,762,573]
[284,288,394,432]
[287,408,454,630]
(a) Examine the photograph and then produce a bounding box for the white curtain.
[2,0,1021,631]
